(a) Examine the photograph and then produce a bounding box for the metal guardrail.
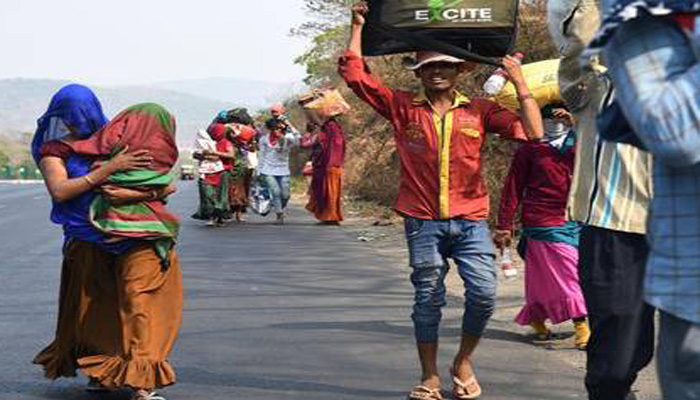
[0,180,44,184]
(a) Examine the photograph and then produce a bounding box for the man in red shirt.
[339,3,543,399]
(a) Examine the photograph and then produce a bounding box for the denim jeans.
[404,217,497,343]
[658,311,700,400]
[262,174,290,214]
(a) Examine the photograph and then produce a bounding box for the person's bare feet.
[451,359,481,399]
[420,373,441,390]
[452,358,475,382]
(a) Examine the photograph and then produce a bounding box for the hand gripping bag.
[363,0,520,65]
[491,59,562,109]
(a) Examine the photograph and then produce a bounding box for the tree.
[290,0,559,212]
[0,149,9,169]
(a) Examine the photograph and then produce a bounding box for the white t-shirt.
[258,130,300,176]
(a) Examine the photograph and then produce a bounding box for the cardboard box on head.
[301,89,351,119]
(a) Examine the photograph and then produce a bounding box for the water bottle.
[501,247,518,279]
[482,52,524,95]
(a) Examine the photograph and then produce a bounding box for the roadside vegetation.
[286,0,558,225]
[0,133,41,180]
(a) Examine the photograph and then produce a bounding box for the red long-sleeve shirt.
[338,50,528,220]
[497,140,576,231]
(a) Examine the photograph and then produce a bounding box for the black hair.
[541,102,568,119]
[265,118,282,130]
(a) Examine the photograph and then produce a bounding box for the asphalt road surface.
[1,181,593,400]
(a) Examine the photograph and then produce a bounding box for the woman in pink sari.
[495,105,590,350]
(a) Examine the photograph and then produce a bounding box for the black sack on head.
[362,0,520,65]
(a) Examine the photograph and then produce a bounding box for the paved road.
[1,181,591,400]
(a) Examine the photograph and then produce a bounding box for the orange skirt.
[34,241,183,390]
[229,170,252,211]
[306,167,344,222]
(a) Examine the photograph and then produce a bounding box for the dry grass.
[287,0,556,226]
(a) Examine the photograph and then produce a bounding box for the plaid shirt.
[602,14,700,323]
[592,0,700,48]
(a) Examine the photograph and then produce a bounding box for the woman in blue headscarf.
[31,85,163,393]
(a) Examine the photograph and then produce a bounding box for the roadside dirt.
[295,194,661,400]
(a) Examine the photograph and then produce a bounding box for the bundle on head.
[227,108,253,126]
[300,89,351,118]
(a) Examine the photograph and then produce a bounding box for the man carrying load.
[339,2,544,399]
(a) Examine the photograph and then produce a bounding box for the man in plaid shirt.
[594,1,700,398]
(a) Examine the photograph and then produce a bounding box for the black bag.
[362,0,520,66]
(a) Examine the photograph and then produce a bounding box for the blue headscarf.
[31,84,125,248]
[31,84,107,164]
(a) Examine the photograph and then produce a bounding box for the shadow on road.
[176,366,405,398]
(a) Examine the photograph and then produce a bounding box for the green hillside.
[0,132,39,179]
[0,78,244,148]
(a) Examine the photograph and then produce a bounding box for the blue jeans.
[658,311,700,400]
[404,218,497,343]
[262,175,290,214]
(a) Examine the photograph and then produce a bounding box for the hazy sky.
[0,0,311,85]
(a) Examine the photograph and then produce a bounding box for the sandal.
[132,390,167,400]
[407,385,443,400]
[450,367,482,400]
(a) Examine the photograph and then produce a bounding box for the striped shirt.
[551,0,653,234]
[566,74,653,234]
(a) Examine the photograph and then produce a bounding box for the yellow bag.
[492,59,561,110]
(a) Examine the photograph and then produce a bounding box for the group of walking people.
[192,95,348,227]
[191,108,257,225]
[340,1,698,400]
[30,0,698,399]
[30,86,351,400]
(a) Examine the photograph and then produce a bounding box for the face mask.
[43,117,73,143]
[543,118,568,140]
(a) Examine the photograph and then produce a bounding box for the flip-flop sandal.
[132,390,166,400]
[407,385,443,400]
[450,367,482,400]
